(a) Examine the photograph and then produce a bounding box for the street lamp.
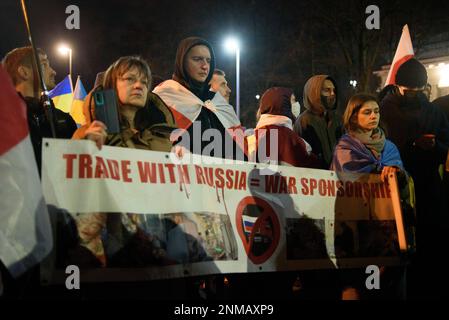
[58,44,72,76]
[224,37,240,119]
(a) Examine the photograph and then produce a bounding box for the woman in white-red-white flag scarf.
[154,37,245,160]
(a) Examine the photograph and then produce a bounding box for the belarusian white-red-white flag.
[0,65,53,278]
[384,24,415,86]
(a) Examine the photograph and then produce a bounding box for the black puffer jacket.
[23,94,77,173]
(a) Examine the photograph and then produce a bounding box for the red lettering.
[121,160,132,182]
[205,167,214,187]
[336,180,344,197]
[301,178,309,195]
[233,171,240,189]
[238,171,247,190]
[279,176,288,194]
[288,177,298,194]
[215,168,225,188]
[318,179,327,196]
[63,154,77,178]
[363,183,370,198]
[157,163,166,183]
[137,162,157,183]
[309,178,317,195]
[327,180,336,197]
[165,164,176,183]
[345,181,354,197]
[195,165,205,184]
[107,159,120,180]
[79,154,92,178]
[354,182,362,198]
[266,175,280,193]
[177,165,191,184]
[94,156,109,179]
[371,183,380,198]
[225,169,233,189]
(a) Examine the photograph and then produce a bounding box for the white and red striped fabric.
[384,24,415,87]
[0,65,52,278]
[154,79,242,131]
[154,79,246,154]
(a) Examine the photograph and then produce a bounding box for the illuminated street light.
[224,37,240,119]
[57,44,73,76]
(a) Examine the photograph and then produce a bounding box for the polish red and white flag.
[384,24,415,86]
[0,65,53,278]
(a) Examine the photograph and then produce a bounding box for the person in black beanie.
[380,58,449,299]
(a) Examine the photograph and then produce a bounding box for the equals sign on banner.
[250,178,260,187]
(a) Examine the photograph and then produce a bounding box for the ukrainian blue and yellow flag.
[70,76,87,126]
[48,75,73,113]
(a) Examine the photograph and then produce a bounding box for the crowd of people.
[1,35,449,300]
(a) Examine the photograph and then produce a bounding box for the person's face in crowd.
[210,74,231,102]
[20,53,56,90]
[39,54,57,90]
[116,67,149,107]
[320,79,336,109]
[185,45,211,83]
[357,100,380,132]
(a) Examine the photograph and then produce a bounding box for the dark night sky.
[1,0,448,126]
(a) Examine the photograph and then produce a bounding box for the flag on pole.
[70,76,87,126]
[48,75,73,113]
[384,24,415,87]
[0,65,53,278]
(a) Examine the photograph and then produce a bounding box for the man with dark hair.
[380,58,449,299]
[2,47,77,170]
[209,69,231,102]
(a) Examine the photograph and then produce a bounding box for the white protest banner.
[41,138,408,283]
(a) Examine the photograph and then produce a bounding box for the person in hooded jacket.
[248,87,318,168]
[380,58,449,299]
[293,75,342,169]
[154,37,244,160]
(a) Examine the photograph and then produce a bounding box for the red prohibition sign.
[235,196,281,264]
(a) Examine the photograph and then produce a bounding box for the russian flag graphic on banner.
[0,65,53,278]
[242,215,258,236]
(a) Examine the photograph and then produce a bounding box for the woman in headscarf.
[249,87,318,168]
[154,37,243,159]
